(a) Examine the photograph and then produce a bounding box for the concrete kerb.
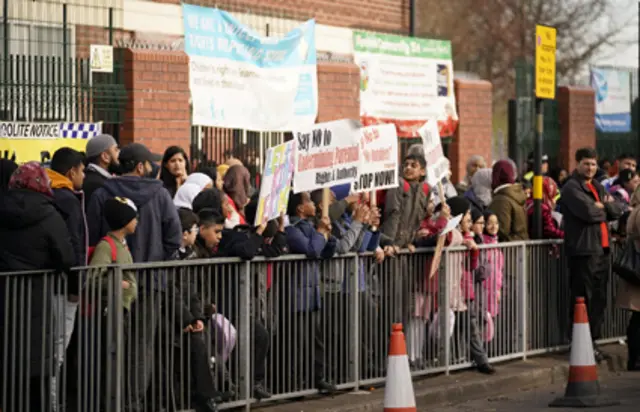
[255,344,627,412]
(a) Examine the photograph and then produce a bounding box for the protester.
[0,162,74,411]
[223,164,251,228]
[525,176,563,239]
[617,187,640,371]
[83,133,119,206]
[87,143,182,411]
[196,162,224,190]
[380,153,429,251]
[602,153,637,190]
[465,167,493,213]
[489,160,529,241]
[173,172,214,210]
[457,155,487,193]
[609,169,639,236]
[481,210,503,329]
[549,167,569,188]
[561,147,624,362]
[0,158,18,191]
[161,146,190,198]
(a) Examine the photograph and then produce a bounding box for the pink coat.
[481,234,504,316]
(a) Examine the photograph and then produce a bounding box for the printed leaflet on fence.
[352,124,399,193]
[293,119,361,193]
[182,4,318,131]
[353,31,458,138]
[0,121,102,163]
[419,120,450,187]
[591,67,632,132]
[255,140,296,226]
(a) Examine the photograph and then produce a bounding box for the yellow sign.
[535,25,557,99]
[0,121,101,163]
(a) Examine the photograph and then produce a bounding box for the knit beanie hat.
[104,197,138,231]
[492,160,517,190]
[446,196,471,217]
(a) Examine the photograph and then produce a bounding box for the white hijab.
[173,173,212,210]
[470,168,493,207]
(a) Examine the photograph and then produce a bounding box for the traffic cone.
[549,297,619,408]
[384,323,417,412]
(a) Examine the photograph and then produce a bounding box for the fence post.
[439,249,451,375]
[351,254,360,390]
[108,266,124,412]
[239,261,252,410]
[520,243,528,360]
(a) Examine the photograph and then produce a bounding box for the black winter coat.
[0,189,74,378]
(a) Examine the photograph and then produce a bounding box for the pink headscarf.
[8,161,53,197]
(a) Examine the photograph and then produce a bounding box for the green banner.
[353,31,452,59]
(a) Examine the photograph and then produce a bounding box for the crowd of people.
[0,134,638,412]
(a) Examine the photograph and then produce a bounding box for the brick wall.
[154,0,410,33]
[120,49,191,155]
[449,79,493,184]
[317,63,360,122]
[75,25,132,58]
[558,86,596,172]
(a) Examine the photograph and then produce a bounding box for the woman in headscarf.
[488,159,529,241]
[173,172,214,210]
[223,165,251,228]
[525,176,563,239]
[617,187,640,371]
[464,167,492,213]
[0,158,18,192]
[457,155,487,193]
[0,162,74,410]
[160,146,190,197]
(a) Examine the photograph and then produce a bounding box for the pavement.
[256,344,630,412]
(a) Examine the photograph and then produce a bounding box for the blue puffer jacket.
[285,217,336,312]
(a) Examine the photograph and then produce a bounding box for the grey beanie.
[86,134,117,158]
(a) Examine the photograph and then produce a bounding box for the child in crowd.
[448,196,495,375]
[283,191,337,393]
[89,197,139,311]
[380,153,429,252]
[171,208,221,411]
[192,209,226,259]
[481,210,504,348]
[525,177,564,239]
[471,208,485,245]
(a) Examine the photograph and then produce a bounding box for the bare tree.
[418,0,637,101]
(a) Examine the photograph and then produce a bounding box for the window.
[0,21,73,121]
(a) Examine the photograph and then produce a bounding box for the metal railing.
[0,240,628,411]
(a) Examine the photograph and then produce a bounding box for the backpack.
[82,236,118,317]
[87,235,118,264]
[376,180,430,211]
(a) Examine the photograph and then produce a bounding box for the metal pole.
[3,0,9,116]
[533,98,543,239]
[409,0,416,36]
[63,4,68,119]
[109,7,114,45]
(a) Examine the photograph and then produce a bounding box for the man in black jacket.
[45,147,88,410]
[561,147,624,361]
[83,133,119,207]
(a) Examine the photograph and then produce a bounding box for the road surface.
[437,372,639,411]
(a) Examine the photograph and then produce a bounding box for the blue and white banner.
[182,4,318,131]
[591,67,632,132]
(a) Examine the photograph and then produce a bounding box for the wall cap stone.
[454,79,493,90]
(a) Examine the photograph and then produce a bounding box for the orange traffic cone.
[384,323,417,412]
[549,297,619,408]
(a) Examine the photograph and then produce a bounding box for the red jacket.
[526,200,564,239]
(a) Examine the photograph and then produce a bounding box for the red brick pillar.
[558,86,596,171]
[316,62,360,122]
[449,79,493,184]
[120,49,191,154]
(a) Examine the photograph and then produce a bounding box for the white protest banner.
[591,67,632,132]
[352,124,399,193]
[182,5,318,131]
[293,119,361,193]
[419,120,449,187]
[354,31,459,138]
[255,140,296,226]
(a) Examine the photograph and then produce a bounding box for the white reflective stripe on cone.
[569,324,597,366]
[384,355,416,408]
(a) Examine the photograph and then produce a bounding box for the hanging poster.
[354,31,458,138]
[255,140,296,226]
[0,121,102,163]
[182,4,318,131]
[352,124,399,193]
[293,119,361,193]
[591,67,632,132]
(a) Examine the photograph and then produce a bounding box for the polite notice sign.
[535,25,557,100]
[293,119,360,193]
[352,124,398,193]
